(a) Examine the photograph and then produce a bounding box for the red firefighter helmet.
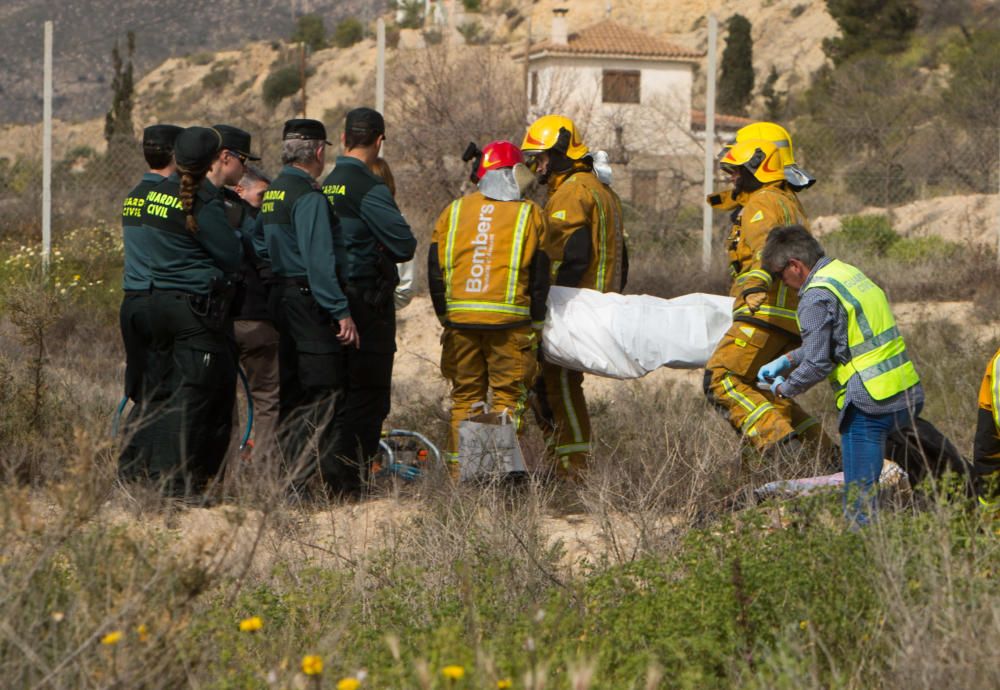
[476,140,524,180]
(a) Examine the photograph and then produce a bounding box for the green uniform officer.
[140,126,244,497]
[321,107,416,483]
[119,123,182,480]
[254,118,359,495]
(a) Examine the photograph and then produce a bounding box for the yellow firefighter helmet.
[521,114,589,160]
[735,121,816,189]
[719,139,786,184]
[736,121,798,167]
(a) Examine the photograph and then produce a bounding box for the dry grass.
[0,228,998,689]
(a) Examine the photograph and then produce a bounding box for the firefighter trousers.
[704,320,830,452]
[440,325,539,458]
[533,360,591,476]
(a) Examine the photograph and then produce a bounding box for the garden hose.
[111,366,253,450]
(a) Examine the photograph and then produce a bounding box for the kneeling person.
[758,225,923,525]
[428,141,550,477]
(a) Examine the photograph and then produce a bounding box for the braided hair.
[177,127,223,234]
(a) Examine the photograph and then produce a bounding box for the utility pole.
[298,42,307,117]
[701,14,718,272]
[42,20,53,275]
[376,18,385,114]
[523,14,531,122]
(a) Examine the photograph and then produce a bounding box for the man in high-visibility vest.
[428,140,550,478]
[973,347,1000,502]
[521,114,627,478]
[757,225,924,525]
[704,135,833,459]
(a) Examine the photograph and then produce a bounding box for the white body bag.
[541,287,736,379]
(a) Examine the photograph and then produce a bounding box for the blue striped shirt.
[782,257,924,428]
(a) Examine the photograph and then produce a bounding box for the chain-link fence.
[1,33,998,253]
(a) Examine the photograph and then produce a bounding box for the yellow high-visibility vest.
[803,259,920,409]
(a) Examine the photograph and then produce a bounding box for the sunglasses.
[226,150,248,166]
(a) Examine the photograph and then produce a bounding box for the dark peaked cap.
[345,107,385,137]
[283,118,331,144]
[213,124,261,161]
[174,126,223,168]
[142,124,183,149]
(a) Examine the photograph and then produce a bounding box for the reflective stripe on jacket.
[430,191,548,328]
[974,348,1000,466]
[723,183,807,334]
[803,259,920,409]
[544,169,625,293]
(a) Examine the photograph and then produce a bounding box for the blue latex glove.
[758,354,791,382]
[769,376,786,396]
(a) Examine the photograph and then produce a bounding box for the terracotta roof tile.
[517,20,702,61]
[691,110,756,131]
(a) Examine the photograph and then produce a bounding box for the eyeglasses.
[226,150,248,166]
[770,261,791,281]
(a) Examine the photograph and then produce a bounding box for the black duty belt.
[278,276,310,289]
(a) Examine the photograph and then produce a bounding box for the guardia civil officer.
[140,126,244,497]
[255,118,358,495]
[212,125,281,458]
[321,108,416,491]
[118,123,182,479]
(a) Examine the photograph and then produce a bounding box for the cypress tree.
[104,31,135,145]
[823,0,919,65]
[718,14,754,115]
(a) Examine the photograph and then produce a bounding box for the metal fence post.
[42,20,53,275]
[701,14,718,272]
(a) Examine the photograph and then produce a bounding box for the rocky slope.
[0,0,387,124]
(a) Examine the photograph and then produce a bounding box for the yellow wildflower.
[136,624,149,643]
[72,274,81,281]
[497,680,513,689]
[101,630,123,646]
[799,620,809,630]
[239,616,263,632]
[302,655,324,676]
[337,678,361,690]
[442,665,465,680]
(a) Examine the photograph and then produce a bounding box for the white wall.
[527,55,697,158]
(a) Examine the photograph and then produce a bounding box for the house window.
[530,71,539,105]
[632,170,658,209]
[602,70,640,104]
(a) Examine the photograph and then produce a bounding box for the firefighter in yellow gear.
[428,141,551,476]
[974,347,1000,502]
[521,115,628,477]
[704,137,833,455]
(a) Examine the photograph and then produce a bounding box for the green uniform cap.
[174,126,223,168]
[213,124,261,161]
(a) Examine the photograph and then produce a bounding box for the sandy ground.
[74,293,996,581]
[813,193,1000,246]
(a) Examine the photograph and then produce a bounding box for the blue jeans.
[840,404,920,526]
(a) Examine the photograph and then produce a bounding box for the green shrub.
[291,14,326,51]
[457,20,487,45]
[397,0,424,29]
[462,0,482,11]
[826,214,900,256]
[187,51,214,66]
[886,235,963,263]
[333,17,365,48]
[200,66,231,91]
[262,65,302,108]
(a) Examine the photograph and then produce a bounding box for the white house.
[517,10,703,161]
[515,10,751,212]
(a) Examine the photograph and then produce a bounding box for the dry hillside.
[0,0,836,162]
